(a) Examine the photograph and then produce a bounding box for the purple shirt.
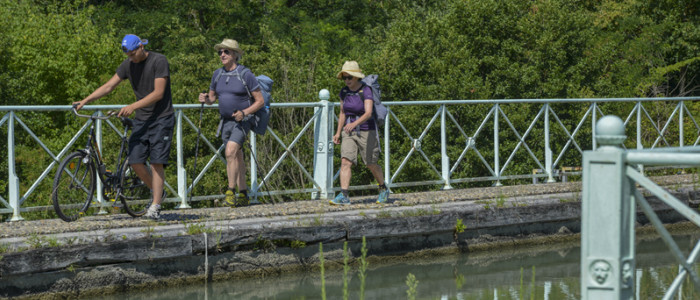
[340,85,376,131]
[210,65,260,119]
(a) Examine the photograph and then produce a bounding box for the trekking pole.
[190,93,205,203]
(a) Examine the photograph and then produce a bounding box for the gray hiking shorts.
[221,119,251,146]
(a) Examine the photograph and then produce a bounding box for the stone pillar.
[581,115,635,299]
[312,89,334,199]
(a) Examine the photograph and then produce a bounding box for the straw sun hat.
[336,61,365,79]
[214,39,244,56]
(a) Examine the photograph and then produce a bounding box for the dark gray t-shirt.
[209,65,260,119]
[116,51,174,121]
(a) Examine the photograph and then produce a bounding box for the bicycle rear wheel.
[52,151,95,222]
[120,159,152,217]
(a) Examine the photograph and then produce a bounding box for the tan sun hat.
[336,61,365,79]
[214,39,244,56]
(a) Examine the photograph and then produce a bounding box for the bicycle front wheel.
[120,159,152,217]
[52,151,96,222]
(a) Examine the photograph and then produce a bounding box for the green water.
[102,234,700,300]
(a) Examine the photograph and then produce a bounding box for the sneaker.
[144,205,161,219]
[377,188,390,204]
[224,190,236,207]
[329,193,351,205]
[236,193,249,207]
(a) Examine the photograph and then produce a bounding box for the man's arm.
[73,74,123,110]
[118,77,167,117]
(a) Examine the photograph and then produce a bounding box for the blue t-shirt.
[209,65,260,119]
[340,85,376,131]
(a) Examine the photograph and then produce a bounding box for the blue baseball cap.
[121,34,148,52]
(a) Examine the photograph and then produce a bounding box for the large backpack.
[357,74,387,127]
[213,66,273,135]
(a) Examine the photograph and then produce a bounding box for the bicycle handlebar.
[71,107,118,120]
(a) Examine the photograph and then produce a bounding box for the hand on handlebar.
[72,101,85,111]
[118,105,135,117]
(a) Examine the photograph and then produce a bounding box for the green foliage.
[454,218,466,234]
[1,0,699,211]
[405,273,419,300]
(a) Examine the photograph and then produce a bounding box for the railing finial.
[595,115,626,149]
[319,89,330,101]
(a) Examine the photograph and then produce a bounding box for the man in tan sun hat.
[214,39,244,62]
[330,60,389,205]
[198,38,264,207]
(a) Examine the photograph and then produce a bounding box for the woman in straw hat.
[330,61,390,205]
[198,39,264,207]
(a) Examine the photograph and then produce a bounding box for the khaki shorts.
[340,130,380,165]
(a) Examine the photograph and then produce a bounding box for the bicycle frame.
[72,109,131,204]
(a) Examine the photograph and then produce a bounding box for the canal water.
[102,233,700,300]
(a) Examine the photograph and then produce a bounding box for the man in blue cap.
[74,34,174,220]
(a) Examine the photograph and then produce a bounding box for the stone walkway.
[0,174,694,239]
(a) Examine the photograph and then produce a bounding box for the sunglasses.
[342,75,354,80]
[122,46,137,53]
[218,49,232,56]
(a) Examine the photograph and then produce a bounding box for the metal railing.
[581,115,700,299]
[2,94,700,221]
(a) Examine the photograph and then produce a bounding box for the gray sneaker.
[144,205,161,219]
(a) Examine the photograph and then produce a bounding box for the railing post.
[312,89,334,200]
[384,107,391,188]
[250,132,258,200]
[680,101,684,148]
[8,112,23,221]
[95,113,108,214]
[636,102,644,174]
[581,115,635,299]
[176,110,190,209]
[494,104,502,186]
[592,103,598,151]
[544,103,555,183]
[440,105,452,190]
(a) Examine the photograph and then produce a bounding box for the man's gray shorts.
[221,119,251,146]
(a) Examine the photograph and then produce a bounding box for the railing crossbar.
[626,167,700,227]
[16,115,93,205]
[633,189,700,297]
[549,105,588,165]
[498,106,546,176]
[647,103,678,149]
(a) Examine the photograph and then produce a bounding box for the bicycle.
[51,107,152,222]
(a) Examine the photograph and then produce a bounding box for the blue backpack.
[213,66,273,135]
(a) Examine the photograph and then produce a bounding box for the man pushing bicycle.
[73,34,173,220]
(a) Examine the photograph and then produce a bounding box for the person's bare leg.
[131,163,164,205]
[366,163,385,186]
[149,163,165,205]
[235,147,247,191]
[340,158,353,190]
[225,141,243,190]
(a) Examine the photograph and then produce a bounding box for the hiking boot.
[144,205,161,220]
[224,190,236,207]
[236,193,249,207]
[377,188,390,204]
[329,193,351,205]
